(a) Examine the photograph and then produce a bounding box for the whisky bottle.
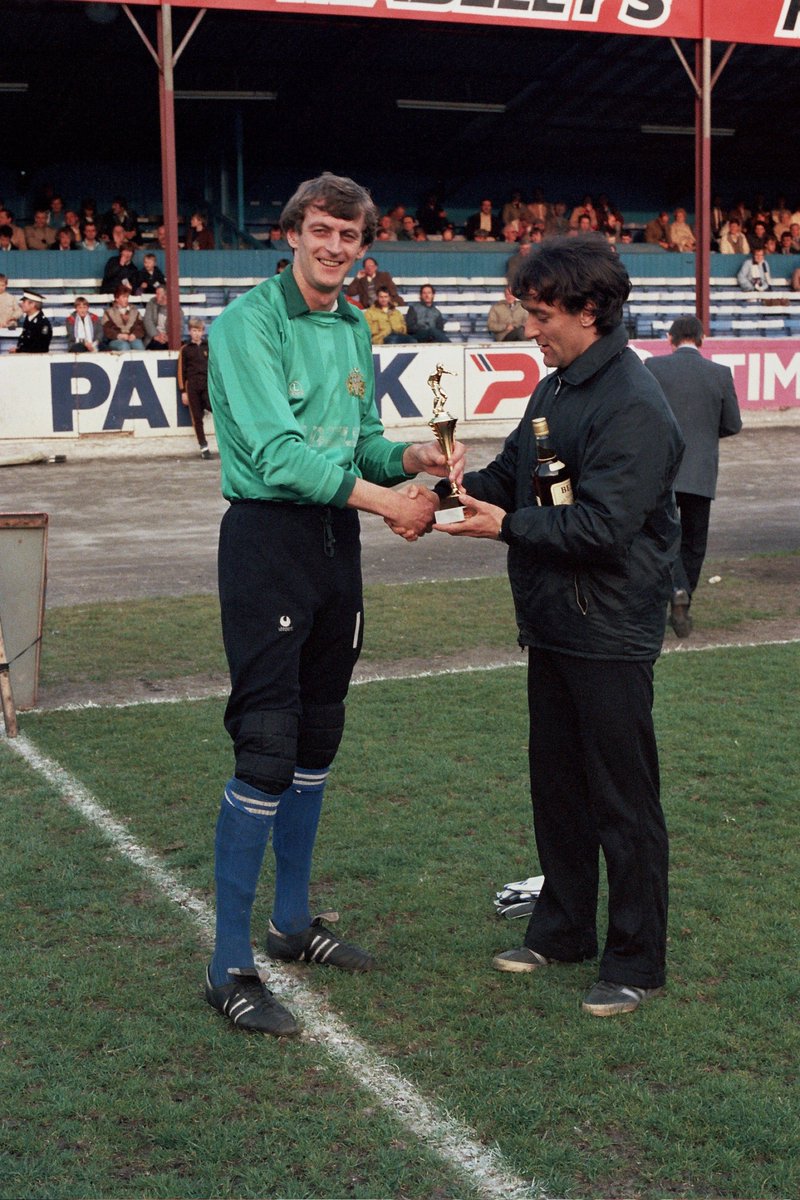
[532,417,573,506]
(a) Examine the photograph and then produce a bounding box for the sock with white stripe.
[209,777,282,987]
[271,765,328,936]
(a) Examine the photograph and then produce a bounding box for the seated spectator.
[764,235,778,256]
[275,258,290,274]
[772,207,793,240]
[544,201,570,238]
[387,204,407,237]
[710,197,727,246]
[375,214,397,241]
[24,210,57,250]
[718,218,750,255]
[416,193,448,236]
[644,210,671,250]
[502,190,528,227]
[465,199,503,242]
[345,256,403,309]
[102,242,139,294]
[669,208,696,252]
[787,222,800,253]
[136,252,166,294]
[569,195,598,230]
[143,283,182,349]
[66,296,103,352]
[405,284,450,343]
[106,223,128,251]
[103,196,139,244]
[103,285,145,350]
[526,189,550,228]
[747,207,773,238]
[48,195,66,230]
[487,286,530,341]
[748,220,769,251]
[63,210,83,244]
[737,248,772,292]
[441,224,463,242]
[596,195,623,239]
[569,214,602,239]
[413,227,428,242]
[185,211,215,250]
[364,287,415,345]
[155,223,169,250]
[397,214,418,241]
[0,226,18,254]
[778,230,795,255]
[80,198,99,227]
[78,220,104,252]
[177,317,212,458]
[503,215,532,243]
[0,208,27,250]
[52,228,76,252]
[8,290,52,353]
[0,274,21,327]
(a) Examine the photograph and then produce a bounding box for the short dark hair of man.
[419,284,436,298]
[280,172,378,247]
[0,225,12,239]
[511,235,630,335]
[668,315,704,346]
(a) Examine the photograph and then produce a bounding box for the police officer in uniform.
[9,290,53,353]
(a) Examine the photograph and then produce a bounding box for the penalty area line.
[3,729,545,1200]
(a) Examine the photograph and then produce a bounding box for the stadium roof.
[3,2,800,212]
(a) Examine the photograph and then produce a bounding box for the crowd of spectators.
[5,185,800,354]
[0,190,214,255]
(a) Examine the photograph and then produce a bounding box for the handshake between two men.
[383,437,509,543]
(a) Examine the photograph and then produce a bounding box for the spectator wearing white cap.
[7,290,52,353]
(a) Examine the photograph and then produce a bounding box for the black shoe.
[669,588,693,637]
[200,445,211,460]
[205,967,299,1036]
[581,978,665,1017]
[491,946,553,973]
[267,913,376,973]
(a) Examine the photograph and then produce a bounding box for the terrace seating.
[4,270,800,352]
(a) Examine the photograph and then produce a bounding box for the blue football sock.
[271,766,328,935]
[209,777,282,987]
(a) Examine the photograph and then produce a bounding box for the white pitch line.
[27,636,800,716]
[3,729,544,1200]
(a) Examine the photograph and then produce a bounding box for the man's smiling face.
[287,205,366,310]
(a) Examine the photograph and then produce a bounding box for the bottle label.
[550,479,574,505]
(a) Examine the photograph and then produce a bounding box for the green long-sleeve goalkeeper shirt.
[209,266,412,506]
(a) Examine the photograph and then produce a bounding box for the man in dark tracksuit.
[432,237,684,1017]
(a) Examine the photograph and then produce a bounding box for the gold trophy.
[427,363,465,524]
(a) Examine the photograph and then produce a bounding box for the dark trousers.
[218,501,364,775]
[185,384,210,447]
[673,491,712,598]
[524,649,668,989]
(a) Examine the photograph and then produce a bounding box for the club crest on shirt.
[288,380,304,399]
[346,368,366,399]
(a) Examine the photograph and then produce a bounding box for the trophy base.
[436,502,466,525]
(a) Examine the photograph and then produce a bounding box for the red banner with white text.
[74,1,800,44]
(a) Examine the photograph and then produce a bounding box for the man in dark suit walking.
[645,316,742,636]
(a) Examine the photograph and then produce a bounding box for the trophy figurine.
[427,363,465,524]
